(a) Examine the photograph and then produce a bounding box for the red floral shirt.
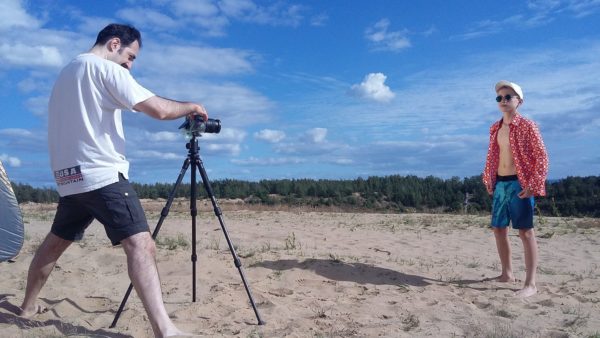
[483,113,549,196]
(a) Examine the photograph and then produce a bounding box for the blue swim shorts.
[491,175,534,229]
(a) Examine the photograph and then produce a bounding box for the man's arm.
[133,96,208,121]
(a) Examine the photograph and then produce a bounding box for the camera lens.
[203,119,221,134]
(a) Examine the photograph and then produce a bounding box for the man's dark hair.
[94,23,142,48]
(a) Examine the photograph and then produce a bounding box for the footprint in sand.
[268,288,294,297]
[473,300,491,309]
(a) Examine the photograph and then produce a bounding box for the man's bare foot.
[515,285,537,298]
[18,304,48,318]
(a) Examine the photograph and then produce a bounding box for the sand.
[1,200,599,337]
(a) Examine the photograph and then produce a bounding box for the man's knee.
[121,231,156,256]
[41,233,72,253]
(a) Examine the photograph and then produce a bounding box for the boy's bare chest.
[497,126,511,150]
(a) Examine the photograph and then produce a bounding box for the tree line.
[10,175,600,217]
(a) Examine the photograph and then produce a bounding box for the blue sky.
[1,0,599,187]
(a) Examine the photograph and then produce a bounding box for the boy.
[482,80,549,298]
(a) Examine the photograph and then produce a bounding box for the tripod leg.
[195,158,266,325]
[190,152,198,302]
[110,158,191,328]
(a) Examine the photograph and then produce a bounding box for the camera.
[179,116,221,137]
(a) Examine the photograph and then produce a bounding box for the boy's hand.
[518,187,533,199]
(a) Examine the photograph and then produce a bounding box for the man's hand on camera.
[190,104,208,122]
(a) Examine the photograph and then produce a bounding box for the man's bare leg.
[516,228,538,297]
[19,232,72,317]
[492,227,515,282]
[121,232,191,338]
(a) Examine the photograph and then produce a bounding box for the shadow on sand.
[0,294,132,338]
[252,258,435,287]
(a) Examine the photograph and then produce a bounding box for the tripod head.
[179,116,221,139]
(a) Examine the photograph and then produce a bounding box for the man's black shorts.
[51,174,149,245]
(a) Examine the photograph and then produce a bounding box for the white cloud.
[205,143,241,155]
[0,0,41,31]
[219,0,256,17]
[567,0,600,17]
[310,13,328,27]
[331,158,353,165]
[453,14,551,40]
[75,16,114,35]
[132,150,181,160]
[116,8,180,31]
[25,96,49,116]
[456,1,600,40]
[201,128,247,143]
[138,44,255,76]
[0,128,34,137]
[0,154,22,167]
[365,19,410,52]
[0,44,63,68]
[138,80,273,127]
[349,73,395,103]
[146,131,181,142]
[134,0,311,36]
[272,128,347,156]
[528,0,600,17]
[197,128,246,155]
[172,0,221,16]
[219,0,305,27]
[305,128,327,143]
[0,24,85,72]
[231,156,305,166]
[254,129,286,143]
[18,78,41,93]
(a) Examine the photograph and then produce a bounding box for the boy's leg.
[492,227,515,282]
[516,228,538,297]
[490,181,514,282]
[509,182,537,297]
[120,232,187,338]
[19,232,72,317]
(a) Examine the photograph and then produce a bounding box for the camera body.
[179,116,221,137]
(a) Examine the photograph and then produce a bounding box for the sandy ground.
[1,199,599,337]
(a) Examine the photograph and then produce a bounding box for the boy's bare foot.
[164,328,202,337]
[486,274,516,283]
[515,285,537,298]
[165,333,202,337]
[18,304,48,318]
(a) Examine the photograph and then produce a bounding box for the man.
[483,80,549,298]
[19,23,206,337]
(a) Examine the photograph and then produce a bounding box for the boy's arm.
[527,122,549,196]
[482,124,499,195]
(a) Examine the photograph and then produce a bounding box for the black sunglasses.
[496,94,518,102]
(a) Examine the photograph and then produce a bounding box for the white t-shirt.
[48,53,154,196]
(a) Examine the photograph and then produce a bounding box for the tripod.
[110,133,265,328]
